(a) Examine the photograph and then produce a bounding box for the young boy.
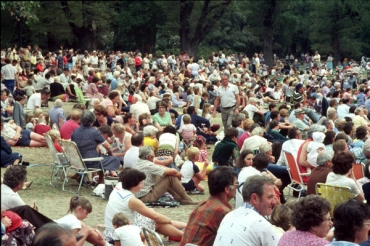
[112,212,145,246]
[180,146,208,193]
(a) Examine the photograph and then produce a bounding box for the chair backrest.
[142,226,164,246]
[315,182,353,216]
[59,140,87,171]
[353,162,365,180]
[45,135,67,165]
[284,150,304,185]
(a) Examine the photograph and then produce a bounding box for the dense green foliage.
[1,0,369,62]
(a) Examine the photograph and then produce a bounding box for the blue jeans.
[3,79,15,93]
[306,108,322,123]
[267,163,291,192]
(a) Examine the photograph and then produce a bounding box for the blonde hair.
[112,123,125,134]
[242,118,254,131]
[33,108,43,118]
[48,129,60,140]
[202,103,211,118]
[186,146,200,160]
[270,205,292,232]
[112,212,130,227]
[69,109,82,121]
[183,114,191,124]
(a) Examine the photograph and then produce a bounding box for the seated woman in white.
[306,132,326,167]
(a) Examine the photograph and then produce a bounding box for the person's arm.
[128,197,171,224]
[153,156,174,166]
[348,170,365,202]
[58,117,63,130]
[212,96,220,117]
[163,168,183,180]
[298,142,311,168]
[195,160,208,180]
[234,92,240,113]
[102,141,113,155]
[106,105,116,117]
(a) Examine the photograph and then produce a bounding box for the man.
[212,127,239,167]
[186,106,217,143]
[214,175,279,246]
[34,73,52,92]
[133,146,195,205]
[49,99,66,130]
[269,120,288,143]
[1,89,13,120]
[337,98,350,119]
[89,51,99,68]
[264,103,276,127]
[293,108,309,137]
[129,94,150,120]
[180,167,237,246]
[59,68,70,84]
[307,151,333,195]
[26,89,51,110]
[123,132,143,168]
[212,74,239,131]
[1,58,18,93]
[60,109,81,140]
[243,97,265,125]
[293,83,304,104]
[32,223,77,246]
[276,127,305,166]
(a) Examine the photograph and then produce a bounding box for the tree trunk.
[75,28,94,51]
[263,33,274,67]
[180,0,194,55]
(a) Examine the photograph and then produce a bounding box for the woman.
[100,90,123,123]
[157,126,179,164]
[185,87,194,108]
[103,168,186,242]
[71,111,120,182]
[323,130,336,152]
[85,76,103,100]
[138,84,149,103]
[143,125,159,153]
[190,86,201,111]
[142,53,150,70]
[235,149,254,175]
[237,118,254,149]
[353,108,370,130]
[278,195,332,246]
[153,101,172,132]
[172,85,186,107]
[92,105,113,128]
[123,113,139,135]
[240,127,269,152]
[82,53,89,76]
[112,123,132,162]
[326,54,333,71]
[138,112,152,131]
[326,151,364,202]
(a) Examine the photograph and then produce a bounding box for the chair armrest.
[82,157,104,162]
[300,173,311,176]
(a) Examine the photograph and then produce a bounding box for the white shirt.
[214,206,279,246]
[241,135,268,152]
[180,160,199,183]
[1,184,25,210]
[89,55,99,65]
[307,142,325,167]
[337,104,350,119]
[26,93,42,110]
[130,101,150,120]
[1,64,17,80]
[326,172,361,197]
[55,214,81,230]
[59,73,70,84]
[215,83,239,108]
[236,167,261,208]
[243,104,259,119]
[276,139,305,166]
[113,225,144,246]
[123,146,140,168]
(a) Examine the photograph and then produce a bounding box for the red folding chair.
[284,150,310,199]
[352,162,365,180]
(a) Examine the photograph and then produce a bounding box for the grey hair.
[251,127,265,136]
[242,175,275,202]
[327,108,337,120]
[259,143,272,154]
[308,124,326,139]
[55,99,63,107]
[133,94,142,102]
[249,97,258,104]
[354,108,363,115]
[143,125,158,137]
[80,110,96,126]
[316,151,334,166]
[90,98,100,106]
[221,73,230,79]
[138,146,154,160]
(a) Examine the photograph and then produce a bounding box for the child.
[55,196,110,246]
[23,79,36,98]
[179,114,196,144]
[112,212,145,246]
[48,129,62,152]
[34,118,51,135]
[193,135,208,163]
[180,146,208,193]
[307,131,326,167]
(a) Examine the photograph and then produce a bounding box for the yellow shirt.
[144,136,159,153]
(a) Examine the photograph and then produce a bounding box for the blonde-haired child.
[180,146,208,193]
[48,129,62,152]
[112,212,145,246]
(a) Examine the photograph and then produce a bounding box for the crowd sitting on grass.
[1,46,370,245]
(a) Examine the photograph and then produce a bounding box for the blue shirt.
[110,77,117,90]
[365,99,370,112]
[357,93,366,106]
[327,241,360,246]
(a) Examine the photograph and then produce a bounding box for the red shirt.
[54,142,62,152]
[237,131,250,150]
[36,64,44,72]
[34,124,51,135]
[60,120,80,140]
[135,57,142,66]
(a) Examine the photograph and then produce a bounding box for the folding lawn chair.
[352,162,365,180]
[142,226,164,246]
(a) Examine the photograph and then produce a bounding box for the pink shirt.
[198,149,208,162]
[100,98,113,108]
[278,230,329,246]
[60,120,80,140]
[237,131,251,149]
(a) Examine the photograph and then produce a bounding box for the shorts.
[16,130,32,146]
[182,179,196,191]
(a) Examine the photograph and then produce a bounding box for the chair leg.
[50,164,63,188]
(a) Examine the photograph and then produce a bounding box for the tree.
[1,1,40,21]
[180,0,232,58]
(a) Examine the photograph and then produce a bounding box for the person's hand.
[177,171,183,181]
[269,156,275,163]
[1,216,12,228]
[12,134,20,142]
[212,111,217,118]
[234,108,239,114]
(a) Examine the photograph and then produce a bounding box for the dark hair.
[335,132,348,142]
[119,167,146,190]
[356,126,367,140]
[343,121,354,135]
[342,98,350,104]
[323,131,336,145]
[33,223,74,246]
[108,91,120,100]
[333,199,370,242]
[252,153,269,171]
[163,125,177,135]
[225,127,238,139]
[288,127,299,139]
[270,110,280,120]
[291,195,331,231]
[332,151,354,175]
[98,125,112,137]
[329,99,337,107]
[72,103,86,110]
[186,106,196,114]
[91,77,100,83]
[94,105,108,117]
[236,149,254,168]
[68,196,92,213]
[123,112,134,123]
[131,132,144,146]
[349,105,356,114]
[3,166,27,189]
[268,103,276,111]
[208,166,237,196]
[293,102,301,109]
[270,120,279,129]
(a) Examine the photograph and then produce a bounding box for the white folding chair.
[142,226,164,246]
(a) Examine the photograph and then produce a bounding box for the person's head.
[98,125,113,140]
[182,114,191,124]
[3,166,27,190]
[119,167,146,191]
[186,106,196,115]
[40,88,51,100]
[138,146,155,161]
[54,99,63,108]
[131,132,144,147]
[186,146,200,161]
[48,129,61,141]
[249,97,258,105]
[242,118,254,131]
[143,125,158,138]
[132,94,142,104]
[112,123,125,136]
[221,74,230,86]
[32,223,77,246]
[252,153,270,171]
[291,195,332,236]
[356,126,367,140]
[236,149,254,168]
[307,124,326,139]
[225,127,238,141]
[354,108,364,116]
[316,151,334,167]
[332,151,354,175]
[323,131,336,145]
[69,109,82,122]
[343,121,355,136]
[333,199,370,243]
[268,103,276,111]
[242,175,276,216]
[108,91,120,103]
[251,127,265,137]
[68,196,92,220]
[270,110,280,121]
[123,112,135,124]
[80,110,96,126]
[270,205,292,232]
[287,126,301,139]
[269,120,280,130]
[335,132,348,143]
[112,212,130,228]
[208,166,237,199]
[333,139,348,154]
[294,108,305,119]
[163,125,177,135]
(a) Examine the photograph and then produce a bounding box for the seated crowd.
[1,47,370,245]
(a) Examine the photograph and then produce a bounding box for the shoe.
[22,181,33,190]
[180,199,198,205]
[188,189,204,195]
[21,161,30,166]
[292,185,307,198]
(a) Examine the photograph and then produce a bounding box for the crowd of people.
[1,45,370,245]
